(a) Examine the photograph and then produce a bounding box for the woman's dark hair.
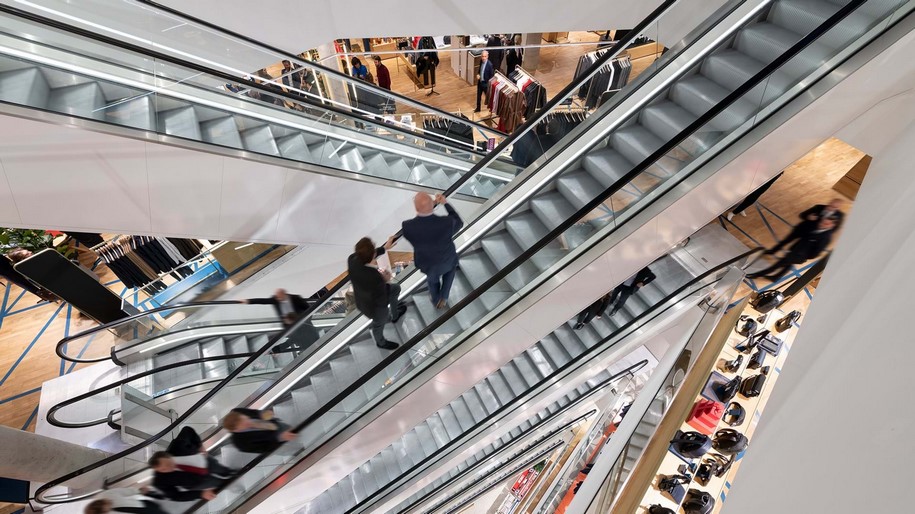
[354,237,375,264]
[351,56,362,67]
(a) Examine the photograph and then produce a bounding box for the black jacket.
[347,246,388,316]
[229,408,288,454]
[632,267,656,288]
[152,471,220,502]
[799,204,844,230]
[785,228,833,262]
[402,203,464,272]
[247,294,310,323]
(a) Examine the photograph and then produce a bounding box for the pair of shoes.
[435,298,448,310]
[473,108,481,113]
[726,212,735,220]
[391,303,408,323]
[574,322,585,330]
[377,339,399,350]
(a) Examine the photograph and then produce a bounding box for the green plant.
[0,228,77,259]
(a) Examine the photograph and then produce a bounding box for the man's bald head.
[414,193,435,215]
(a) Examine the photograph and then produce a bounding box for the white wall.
[722,120,915,514]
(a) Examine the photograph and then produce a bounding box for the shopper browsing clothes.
[474,50,494,113]
[401,193,464,310]
[222,408,297,454]
[347,236,406,350]
[575,266,656,329]
[350,57,370,82]
[748,214,838,281]
[148,427,235,502]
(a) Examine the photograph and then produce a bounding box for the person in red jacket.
[373,55,392,90]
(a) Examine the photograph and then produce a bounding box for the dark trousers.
[476,82,489,111]
[370,282,402,345]
[576,302,602,326]
[424,260,457,305]
[750,254,803,280]
[607,285,634,316]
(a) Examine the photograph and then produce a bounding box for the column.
[521,33,542,70]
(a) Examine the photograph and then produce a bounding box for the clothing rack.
[574,49,632,109]
[93,236,206,292]
[509,66,548,118]
[420,113,475,148]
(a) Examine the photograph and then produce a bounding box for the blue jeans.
[425,259,457,305]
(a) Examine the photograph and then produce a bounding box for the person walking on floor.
[575,267,656,329]
[401,193,464,310]
[223,408,296,454]
[796,198,845,230]
[474,50,494,113]
[84,487,167,514]
[373,55,392,90]
[348,236,405,350]
[747,215,837,281]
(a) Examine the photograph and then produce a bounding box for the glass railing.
[33,0,906,506]
[10,0,508,149]
[0,4,519,197]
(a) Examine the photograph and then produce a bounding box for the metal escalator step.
[670,75,755,133]
[200,116,243,148]
[363,152,393,179]
[409,163,434,185]
[529,191,578,231]
[449,398,476,432]
[348,340,385,375]
[414,424,441,455]
[525,346,555,377]
[411,291,462,337]
[557,169,603,209]
[553,325,588,358]
[380,446,404,478]
[106,95,156,131]
[158,105,201,140]
[359,460,382,495]
[240,125,280,155]
[456,250,512,293]
[701,49,765,92]
[735,22,802,66]
[512,353,544,388]
[503,210,565,272]
[199,338,229,379]
[401,430,427,467]
[769,0,841,37]
[275,133,313,161]
[425,415,452,448]
[480,230,540,291]
[394,306,427,342]
[47,82,106,121]
[498,364,530,397]
[640,100,719,155]
[0,67,50,108]
[581,147,633,187]
[474,383,502,415]
[437,406,464,440]
[391,440,415,474]
[537,337,572,369]
[485,373,515,404]
[611,125,684,177]
[462,389,490,423]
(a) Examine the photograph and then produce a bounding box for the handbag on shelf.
[717,376,742,403]
[713,428,749,455]
[723,401,746,427]
[648,505,675,514]
[735,315,757,337]
[740,374,766,397]
[683,488,716,514]
[670,430,712,459]
[658,474,690,503]
[775,310,802,332]
[750,290,784,313]
[747,349,766,370]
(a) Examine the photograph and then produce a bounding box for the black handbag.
[740,374,766,397]
[747,349,766,370]
[696,453,732,485]
[735,315,757,337]
[670,431,712,458]
[775,310,801,332]
[720,354,743,373]
[758,333,784,356]
[683,489,715,514]
[658,474,690,503]
[717,375,742,402]
[713,428,749,454]
[722,401,746,427]
[750,290,784,313]
[648,506,675,514]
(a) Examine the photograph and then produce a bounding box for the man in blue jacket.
[474,50,494,113]
[402,193,464,309]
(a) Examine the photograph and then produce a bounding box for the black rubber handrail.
[55,300,244,363]
[201,0,866,505]
[30,0,723,503]
[45,353,255,429]
[133,0,506,138]
[0,4,492,156]
[397,409,597,514]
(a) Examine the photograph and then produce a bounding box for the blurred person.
[347,236,405,350]
[748,215,837,281]
[223,408,296,454]
[401,193,464,309]
[84,487,166,514]
[575,267,656,329]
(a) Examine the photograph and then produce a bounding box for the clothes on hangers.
[95,237,203,290]
[574,51,631,109]
[422,114,474,147]
[509,68,547,118]
[487,73,525,133]
[511,110,588,167]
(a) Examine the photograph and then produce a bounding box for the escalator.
[33,0,913,511]
[0,3,517,199]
